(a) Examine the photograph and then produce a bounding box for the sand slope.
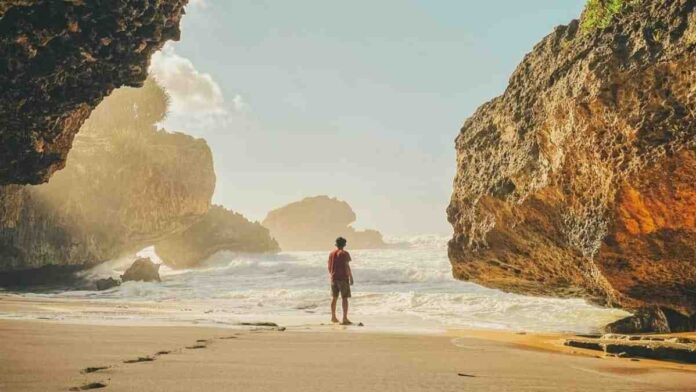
[1,320,695,392]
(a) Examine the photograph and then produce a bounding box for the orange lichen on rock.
[616,152,696,236]
[617,187,658,235]
[597,150,696,315]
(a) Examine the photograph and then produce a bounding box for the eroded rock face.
[155,205,280,269]
[0,0,187,185]
[262,196,388,251]
[0,80,215,272]
[447,0,695,326]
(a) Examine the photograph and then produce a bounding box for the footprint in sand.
[123,356,155,364]
[81,366,109,374]
[155,350,171,355]
[239,322,278,327]
[186,344,207,349]
[69,381,107,390]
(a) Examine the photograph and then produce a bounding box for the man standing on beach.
[328,237,353,325]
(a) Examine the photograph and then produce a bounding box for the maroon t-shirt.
[328,249,351,281]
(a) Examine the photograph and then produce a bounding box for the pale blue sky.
[156,0,586,236]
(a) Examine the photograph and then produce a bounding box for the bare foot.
[331,317,340,324]
[341,319,353,325]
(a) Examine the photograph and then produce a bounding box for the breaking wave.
[6,235,629,333]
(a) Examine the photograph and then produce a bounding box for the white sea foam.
[5,236,629,333]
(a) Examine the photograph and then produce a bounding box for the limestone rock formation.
[262,196,387,251]
[447,0,695,330]
[0,79,215,273]
[155,205,280,269]
[121,257,161,282]
[0,0,187,185]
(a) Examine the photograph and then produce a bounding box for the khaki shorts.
[331,280,351,298]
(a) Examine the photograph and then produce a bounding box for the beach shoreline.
[1,296,695,392]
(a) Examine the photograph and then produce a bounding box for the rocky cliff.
[262,196,387,251]
[155,205,280,269]
[0,79,215,273]
[0,0,187,185]
[447,0,695,330]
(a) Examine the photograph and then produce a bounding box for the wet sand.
[1,318,695,392]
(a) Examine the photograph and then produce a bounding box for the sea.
[0,235,629,334]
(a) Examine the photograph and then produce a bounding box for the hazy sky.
[151,0,586,237]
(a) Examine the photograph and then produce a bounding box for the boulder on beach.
[447,0,696,332]
[95,277,120,291]
[121,258,161,283]
[605,307,696,334]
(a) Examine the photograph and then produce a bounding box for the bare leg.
[341,297,351,325]
[331,297,339,323]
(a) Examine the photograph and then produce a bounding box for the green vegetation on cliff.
[581,0,640,31]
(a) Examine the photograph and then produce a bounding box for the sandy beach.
[1,315,695,392]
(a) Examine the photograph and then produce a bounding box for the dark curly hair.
[335,237,347,248]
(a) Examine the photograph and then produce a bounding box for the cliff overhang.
[0,0,187,185]
[447,0,695,331]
